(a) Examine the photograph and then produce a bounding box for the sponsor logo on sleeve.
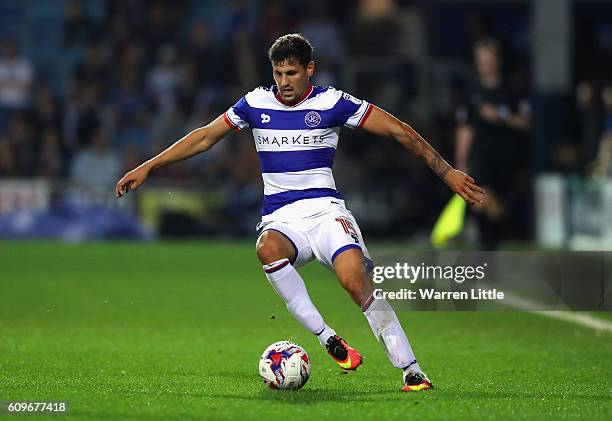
[342,93,363,105]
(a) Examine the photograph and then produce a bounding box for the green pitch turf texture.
[1,241,611,420]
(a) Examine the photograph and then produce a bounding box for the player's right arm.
[115,114,232,198]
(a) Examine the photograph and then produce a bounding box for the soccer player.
[116,34,484,392]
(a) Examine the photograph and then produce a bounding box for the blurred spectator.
[298,0,346,86]
[70,127,121,186]
[142,2,182,63]
[107,13,131,59]
[358,0,397,19]
[108,70,151,153]
[224,132,263,235]
[74,86,102,148]
[32,88,67,176]
[151,101,187,142]
[0,134,15,176]
[215,0,253,43]
[186,21,215,87]
[352,0,398,57]
[348,0,399,105]
[455,38,531,249]
[575,81,602,174]
[73,42,109,94]
[592,84,612,178]
[7,113,37,176]
[232,26,258,92]
[0,38,33,124]
[113,41,146,79]
[260,0,295,48]
[33,86,64,135]
[38,129,66,178]
[64,0,98,49]
[210,0,256,92]
[147,44,181,119]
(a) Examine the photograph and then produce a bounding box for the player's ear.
[306,61,314,78]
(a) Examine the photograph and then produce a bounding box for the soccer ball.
[259,340,311,389]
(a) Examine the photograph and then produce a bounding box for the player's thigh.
[311,207,373,270]
[256,223,313,268]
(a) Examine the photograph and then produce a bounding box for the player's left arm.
[505,99,531,130]
[480,100,530,130]
[362,106,485,205]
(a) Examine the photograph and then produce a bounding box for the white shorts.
[256,198,373,271]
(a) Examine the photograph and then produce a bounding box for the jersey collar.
[274,84,313,107]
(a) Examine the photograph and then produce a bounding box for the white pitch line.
[499,291,612,333]
[532,311,612,334]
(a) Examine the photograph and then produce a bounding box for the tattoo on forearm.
[400,123,451,179]
[430,154,451,178]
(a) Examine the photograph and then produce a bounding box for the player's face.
[272,59,314,104]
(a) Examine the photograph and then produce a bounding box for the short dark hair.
[268,33,313,67]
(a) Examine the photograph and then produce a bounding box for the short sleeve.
[334,91,374,129]
[224,96,251,131]
[517,99,531,118]
[455,94,479,127]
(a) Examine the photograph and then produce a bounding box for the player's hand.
[115,165,150,198]
[443,169,486,206]
[479,103,499,122]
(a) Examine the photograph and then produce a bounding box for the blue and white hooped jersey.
[224,84,373,220]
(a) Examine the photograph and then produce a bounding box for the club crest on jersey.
[304,111,321,128]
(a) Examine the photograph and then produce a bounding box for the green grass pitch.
[1,241,611,419]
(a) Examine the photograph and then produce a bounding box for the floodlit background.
[2,2,612,419]
[0,0,610,247]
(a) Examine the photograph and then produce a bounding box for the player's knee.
[256,233,289,264]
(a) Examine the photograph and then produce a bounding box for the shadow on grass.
[110,370,612,405]
[203,387,428,404]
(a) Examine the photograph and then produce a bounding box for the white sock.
[402,362,421,378]
[314,324,336,347]
[363,297,421,372]
[264,258,336,347]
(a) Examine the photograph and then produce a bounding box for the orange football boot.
[325,335,362,370]
[402,371,433,392]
